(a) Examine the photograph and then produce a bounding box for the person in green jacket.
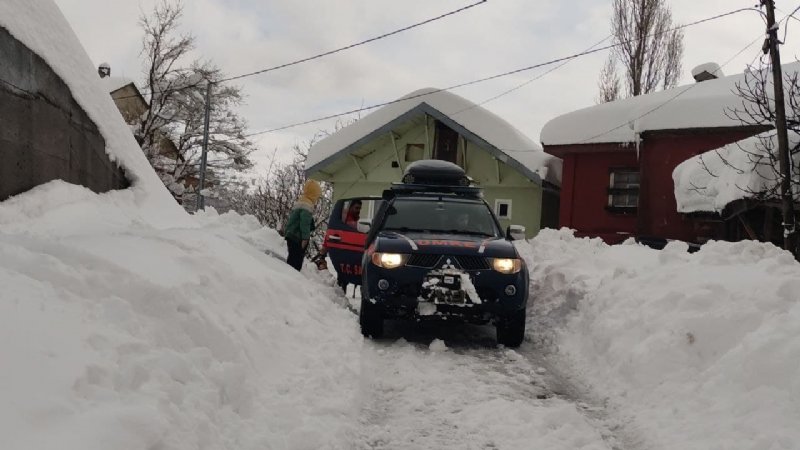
[283,179,322,271]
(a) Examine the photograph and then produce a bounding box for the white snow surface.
[518,229,800,450]
[306,88,562,185]
[1,182,610,450]
[5,179,799,449]
[0,0,188,228]
[673,131,800,213]
[540,62,800,146]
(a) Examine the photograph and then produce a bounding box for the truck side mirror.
[506,225,526,241]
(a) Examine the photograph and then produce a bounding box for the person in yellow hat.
[283,179,322,271]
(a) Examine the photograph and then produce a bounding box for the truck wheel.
[360,297,384,338]
[496,309,526,347]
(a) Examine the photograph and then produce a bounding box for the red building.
[540,63,786,245]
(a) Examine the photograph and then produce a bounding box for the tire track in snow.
[346,321,614,450]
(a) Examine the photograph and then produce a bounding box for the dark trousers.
[286,239,305,271]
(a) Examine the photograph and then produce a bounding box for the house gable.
[307,102,543,187]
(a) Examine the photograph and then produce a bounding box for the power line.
[575,6,800,145]
[220,0,487,83]
[109,1,487,101]
[575,36,764,145]
[450,35,614,117]
[242,7,758,138]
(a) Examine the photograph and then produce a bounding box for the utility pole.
[196,81,213,212]
[763,0,797,254]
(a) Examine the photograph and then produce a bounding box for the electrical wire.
[574,37,765,145]
[108,1,487,101]
[575,6,800,145]
[241,7,759,138]
[219,0,487,83]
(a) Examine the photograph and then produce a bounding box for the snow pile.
[306,88,562,185]
[673,131,800,213]
[519,229,800,450]
[540,62,800,146]
[0,181,363,450]
[0,0,187,228]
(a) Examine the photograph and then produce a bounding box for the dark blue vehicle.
[358,160,529,347]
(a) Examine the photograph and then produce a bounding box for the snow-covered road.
[346,322,613,450]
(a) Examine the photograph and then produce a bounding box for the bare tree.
[599,0,684,99]
[598,54,622,103]
[137,0,254,206]
[222,140,333,256]
[690,59,800,251]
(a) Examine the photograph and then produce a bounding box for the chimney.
[691,62,723,82]
[98,62,111,78]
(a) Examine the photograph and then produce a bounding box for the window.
[495,199,512,219]
[434,120,459,164]
[382,199,499,237]
[608,170,639,210]
[405,143,425,162]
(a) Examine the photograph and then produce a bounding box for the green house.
[305,88,561,238]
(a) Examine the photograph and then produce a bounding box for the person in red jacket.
[343,199,362,229]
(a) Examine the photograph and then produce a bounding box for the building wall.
[558,150,639,243]
[638,129,767,242]
[546,127,768,245]
[109,85,147,124]
[0,27,128,201]
[324,118,545,238]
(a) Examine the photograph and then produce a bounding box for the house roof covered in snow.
[541,62,800,146]
[0,0,187,227]
[672,131,800,214]
[306,88,562,186]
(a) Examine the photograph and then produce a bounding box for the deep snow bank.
[518,229,800,450]
[0,181,362,450]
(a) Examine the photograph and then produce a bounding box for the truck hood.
[374,231,518,258]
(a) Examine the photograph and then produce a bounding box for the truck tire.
[360,297,384,338]
[496,309,526,347]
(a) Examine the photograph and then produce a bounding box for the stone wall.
[0,26,128,201]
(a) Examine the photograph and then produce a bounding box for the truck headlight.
[492,258,522,274]
[371,252,408,269]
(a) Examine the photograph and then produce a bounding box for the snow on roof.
[673,131,799,213]
[541,62,800,146]
[0,0,187,227]
[101,76,137,95]
[306,88,562,186]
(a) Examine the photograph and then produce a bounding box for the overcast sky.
[53,0,800,174]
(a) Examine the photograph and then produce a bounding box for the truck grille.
[455,256,490,271]
[407,254,441,268]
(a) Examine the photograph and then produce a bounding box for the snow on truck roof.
[540,62,800,146]
[305,88,562,186]
[0,1,186,226]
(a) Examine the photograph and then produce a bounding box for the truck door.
[324,197,381,287]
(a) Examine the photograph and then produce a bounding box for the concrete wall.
[0,26,128,201]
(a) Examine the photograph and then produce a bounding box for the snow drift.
[519,229,800,450]
[0,182,364,450]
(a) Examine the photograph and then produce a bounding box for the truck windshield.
[382,199,499,237]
